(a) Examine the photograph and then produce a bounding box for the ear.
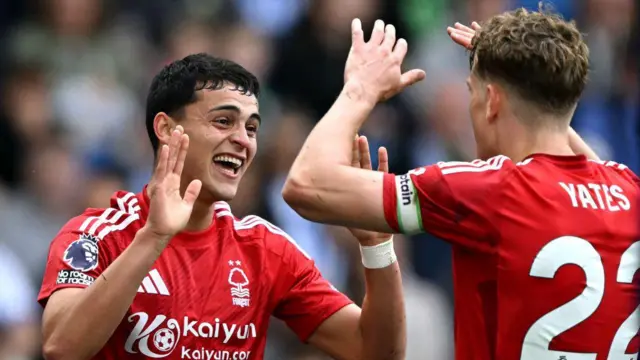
[154,112,175,146]
[485,83,502,124]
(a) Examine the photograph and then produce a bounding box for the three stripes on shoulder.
[78,192,141,240]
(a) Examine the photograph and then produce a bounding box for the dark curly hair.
[145,53,260,153]
[470,7,589,116]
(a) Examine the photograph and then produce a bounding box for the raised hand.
[347,135,393,245]
[145,126,202,243]
[447,21,481,50]
[344,19,425,104]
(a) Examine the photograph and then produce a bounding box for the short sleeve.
[383,156,513,250]
[272,235,353,342]
[37,229,119,307]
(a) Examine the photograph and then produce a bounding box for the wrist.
[342,81,378,108]
[360,236,397,269]
[135,226,172,256]
[357,235,394,247]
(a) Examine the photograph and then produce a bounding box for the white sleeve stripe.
[77,192,141,240]
[116,195,130,213]
[120,192,135,203]
[440,155,508,175]
[437,161,486,168]
[79,208,115,233]
[89,209,127,235]
[127,199,139,214]
[441,164,494,175]
[117,193,138,214]
[588,159,629,171]
[437,155,509,169]
[97,213,139,239]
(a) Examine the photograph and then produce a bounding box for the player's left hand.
[347,135,393,245]
[446,21,481,50]
[344,19,425,104]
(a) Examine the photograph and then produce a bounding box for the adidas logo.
[137,269,170,296]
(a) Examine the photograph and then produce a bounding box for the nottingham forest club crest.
[63,233,100,272]
[228,260,250,307]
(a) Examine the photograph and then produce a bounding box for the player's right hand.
[447,21,481,50]
[347,135,393,246]
[145,125,202,243]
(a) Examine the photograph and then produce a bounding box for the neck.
[185,198,215,232]
[502,126,575,163]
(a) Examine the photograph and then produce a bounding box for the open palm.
[344,19,425,103]
[146,126,202,242]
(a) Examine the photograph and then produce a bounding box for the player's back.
[493,156,640,360]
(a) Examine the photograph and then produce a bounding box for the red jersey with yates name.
[38,187,352,360]
[383,154,640,360]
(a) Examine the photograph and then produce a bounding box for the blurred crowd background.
[0,0,637,359]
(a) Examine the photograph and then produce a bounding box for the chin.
[207,184,238,202]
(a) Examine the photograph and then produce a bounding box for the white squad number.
[521,236,640,360]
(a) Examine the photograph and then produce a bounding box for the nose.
[229,127,251,149]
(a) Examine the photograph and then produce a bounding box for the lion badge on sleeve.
[63,234,100,272]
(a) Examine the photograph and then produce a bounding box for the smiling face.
[160,85,260,202]
[146,54,262,204]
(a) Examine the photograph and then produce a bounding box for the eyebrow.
[208,104,261,123]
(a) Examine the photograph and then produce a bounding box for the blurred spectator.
[571,0,638,171]
[0,65,54,188]
[268,0,383,118]
[0,244,40,360]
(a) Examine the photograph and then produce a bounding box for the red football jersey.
[38,187,352,359]
[383,154,640,360]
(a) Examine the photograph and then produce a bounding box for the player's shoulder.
[411,155,516,192]
[57,189,143,244]
[587,159,639,183]
[431,155,516,179]
[214,202,311,259]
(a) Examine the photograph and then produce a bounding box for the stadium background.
[0,0,637,359]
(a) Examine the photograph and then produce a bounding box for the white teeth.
[213,155,243,169]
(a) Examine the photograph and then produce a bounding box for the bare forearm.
[44,227,166,359]
[569,127,600,160]
[359,263,405,360]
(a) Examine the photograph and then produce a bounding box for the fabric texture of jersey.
[383,154,640,360]
[38,187,352,359]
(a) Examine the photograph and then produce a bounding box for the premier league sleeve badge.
[63,233,100,272]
